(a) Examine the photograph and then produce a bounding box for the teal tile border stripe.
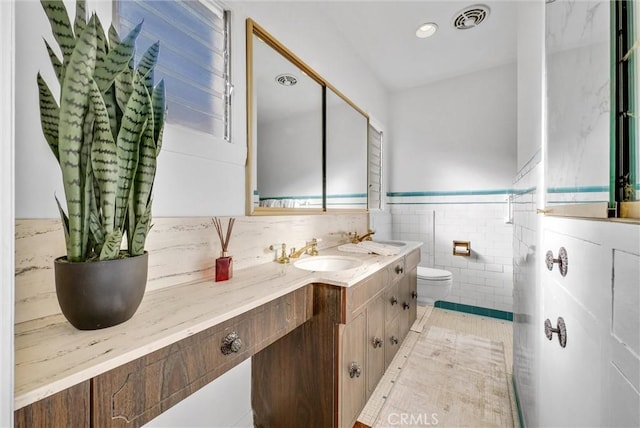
[547,185,609,193]
[258,193,366,201]
[512,375,525,428]
[434,300,513,321]
[388,189,512,197]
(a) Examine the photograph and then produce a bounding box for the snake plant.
[38,0,166,262]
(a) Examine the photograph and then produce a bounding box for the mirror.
[326,88,368,210]
[544,0,611,218]
[246,19,369,215]
[253,32,323,210]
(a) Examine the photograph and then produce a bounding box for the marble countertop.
[14,241,421,410]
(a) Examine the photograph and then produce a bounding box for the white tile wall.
[390,198,514,312]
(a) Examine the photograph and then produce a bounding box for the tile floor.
[357,306,517,427]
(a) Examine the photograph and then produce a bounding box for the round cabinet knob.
[411,291,418,300]
[390,336,399,345]
[372,337,383,348]
[390,296,398,305]
[349,362,362,378]
[403,302,410,310]
[221,332,243,355]
[544,317,567,348]
[395,265,404,274]
[545,247,568,277]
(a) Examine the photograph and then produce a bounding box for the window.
[368,124,383,210]
[116,0,231,141]
[615,0,639,217]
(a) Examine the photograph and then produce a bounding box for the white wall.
[512,2,545,427]
[1,1,15,425]
[389,63,516,193]
[13,1,388,425]
[387,63,517,312]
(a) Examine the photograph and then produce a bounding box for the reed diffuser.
[212,217,235,282]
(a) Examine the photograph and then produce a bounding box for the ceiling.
[316,1,518,91]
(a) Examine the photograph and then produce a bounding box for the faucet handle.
[269,243,290,264]
[307,238,319,256]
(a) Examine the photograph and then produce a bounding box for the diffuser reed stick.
[212,217,235,282]
[212,217,235,255]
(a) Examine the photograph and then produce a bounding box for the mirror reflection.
[253,34,323,209]
[326,89,368,209]
[545,0,610,213]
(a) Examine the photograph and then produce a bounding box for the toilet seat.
[417,267,452,281]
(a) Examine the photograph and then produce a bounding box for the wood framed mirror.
[245,18,369,215]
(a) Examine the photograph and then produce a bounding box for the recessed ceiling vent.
[453,4,490,30]
[275,74,297,87]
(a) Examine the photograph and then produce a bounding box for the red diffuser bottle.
[212,217,235,282]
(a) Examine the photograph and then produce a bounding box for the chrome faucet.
[289,238,319,258]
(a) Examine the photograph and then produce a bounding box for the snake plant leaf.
[114,71,150,230]
[94,14,108,67]
[88,78,118,234]
[57,14,97,261]
[41,0,76,66]
[73,0,86,40]
[102,86,119,144]
[55,194,70,250]
[81,148,95,258]
[133,123,157,221]
[95,22,142,93]
[44,40,63,84]
[138,41,159,95]
[37,73,60,162]
[130,199,152,256]
[100,229,122,260]
[151,80,166,153]
[115,62,134,112]
[108,24,121,47]
[88,206,104,252]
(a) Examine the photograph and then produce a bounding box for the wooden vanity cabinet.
[253,248,421,428]
[14,381,90,428]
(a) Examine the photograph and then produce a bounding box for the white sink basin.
[294,255,363,272]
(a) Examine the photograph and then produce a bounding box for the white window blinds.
[368,124,383,210]
[116,0,230,140]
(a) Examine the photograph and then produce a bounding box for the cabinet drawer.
[389,259,406,284]
[92,286,312,427]
[15,381,90,428]
[405,248,421,271]
[345,268,388,321]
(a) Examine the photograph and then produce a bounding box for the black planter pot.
[54,252,148,330]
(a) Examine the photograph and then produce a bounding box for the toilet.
[416,266,453,306]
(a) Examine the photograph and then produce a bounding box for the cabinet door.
[384,280,400,324]
[385,316,400,368]
[398,274,412,341]
[339,312,366,428]
[366,295,386,399]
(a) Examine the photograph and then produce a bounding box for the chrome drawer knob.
[390,336,399,345]
[395,265,404,274]
[372,337,383,348]
[349,362,362,378]
[390,296,398,305]
[403,302,410,310]
[411,291,418,300]
[544,317,567,348]
[545,247,568,277]
[221,332,242,355]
